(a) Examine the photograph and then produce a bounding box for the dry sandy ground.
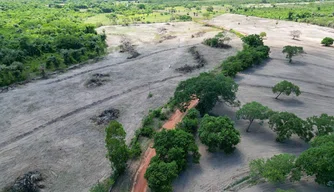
[172,14,334,192]
[0,22,240,191]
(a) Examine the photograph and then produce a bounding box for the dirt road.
[131,100,198,192]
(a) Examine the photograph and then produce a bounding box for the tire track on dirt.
[239,83,334,100]
[46,44,198,85]
[240,73,334,89]
[0,75,182,149]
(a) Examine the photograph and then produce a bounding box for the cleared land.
[1,14,334,192]
[0,22,239,191]
[173,14,334,192]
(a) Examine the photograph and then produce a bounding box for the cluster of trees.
[144,128,200,192]
[250,134,334,188]
[221,34,270,77]
[202,32,231,48]
[0,1,107,86]
[232,2,334,28]
[237,100,334,142]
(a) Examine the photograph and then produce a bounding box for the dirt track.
[0,22,239,191]
[172,14,334,192]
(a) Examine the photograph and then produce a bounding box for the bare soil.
[172,14,334,192]
[0,22,238,192]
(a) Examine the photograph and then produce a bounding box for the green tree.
[250,154,296,183]
[295,135,334,187]
[282,45,304,63]
[268,112,313,142]
[236,101,272,132]
[272,80,301,99]
[305,114,334,136]
[203,12,210,19]
[153,129,200,170]
[206,6,214,12]
[241,34,264,47]
[259,32,267,39]
[176,108,200,134]
[145,158,179,192]
[105,121,129,177]
[199,115,240,153]
[321,37,334,46]
[173,73,238,115]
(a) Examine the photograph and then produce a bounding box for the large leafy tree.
[144,157,179,192]
[241,34,264,47]
[173,73,238,114]
[199,115,240,153]
[282,45,304,63]
[295,135,334,188]
[249,154,296,183]
[305,114,334,136]
[236,101,272,132]
[176,108,200,134]
[268,112,313,142]
[153,129,200,170]
[272,80,301,99]
[105,121,129,177]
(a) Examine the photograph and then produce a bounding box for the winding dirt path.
[131,100,198,192]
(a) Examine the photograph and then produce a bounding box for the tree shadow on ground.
[273,97,304,107]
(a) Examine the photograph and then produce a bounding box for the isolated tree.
[321,37,334,46]
[306,114,334,136]
[290,30,302,40]
[295,135,334,187]
[173,73,238,114]
[269,112,312,142]
[206,6,214,12]
[145,158,179,192]
[250,154,296,183]
[199,115,240,153]
[236,101,272,132]
[272,80,301,99]
[259,32,267,39]
[241,34,264,47]
[105,121,129,177]
[282,45,304,63]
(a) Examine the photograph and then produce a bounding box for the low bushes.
[222,45,270,77]
[321,37,334,46]
[202,32,231,48]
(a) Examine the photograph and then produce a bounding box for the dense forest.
[0,0,325,87]
[0,0,106,87]
[233,2,334,27]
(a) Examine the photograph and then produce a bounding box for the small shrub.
[148,92,153,98]
[130,142,142,159]
[321,37,334,46]
[139,126,154,138]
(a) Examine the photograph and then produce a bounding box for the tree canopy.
[176,108,200,134]
[321,37,334,47]
[282,46,304,63]
[199,115,240,153]
[268,112,313,142]
[241,34,264,47]
[105,121,129,177]
[173,72,238,114]
[272,80,301,99]
[236,101,272,132]
[305,114,334,136]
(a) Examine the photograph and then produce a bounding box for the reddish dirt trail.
[131,100,198,192]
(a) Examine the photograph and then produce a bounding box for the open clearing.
[173,14,334,192]
[1,14,334,192]
[0,22,239,191]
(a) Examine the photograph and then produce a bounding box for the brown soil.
[131,100,198,192]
